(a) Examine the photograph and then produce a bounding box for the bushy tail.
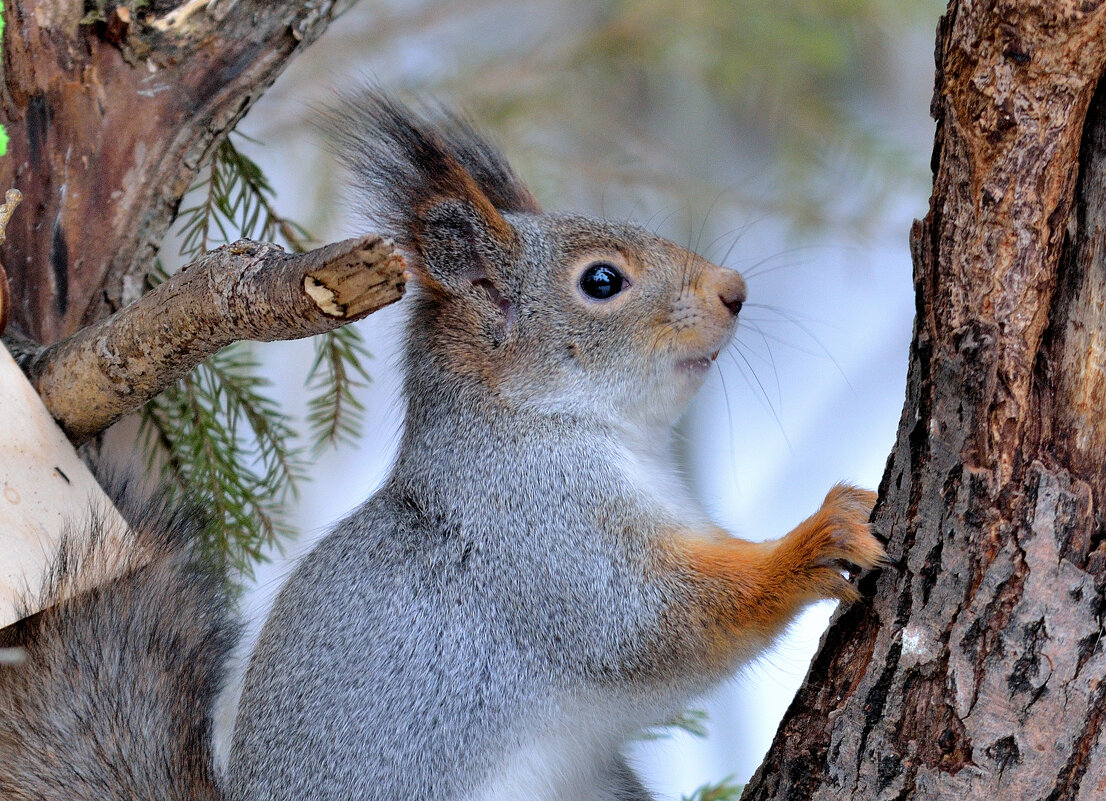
[0,480,237,801]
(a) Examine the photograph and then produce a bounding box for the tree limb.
[1,0,345,343]
[18,236,407,444]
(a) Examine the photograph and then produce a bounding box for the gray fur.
[1,91,762,801]
[229,91,733,801]
[229,400,684,800]
[0,478,238,801]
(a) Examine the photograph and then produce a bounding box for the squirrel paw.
[791,482,886,603]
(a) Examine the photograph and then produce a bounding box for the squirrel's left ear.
[324,89,539,296]
[417,190,518,342]
[412,172,516,293]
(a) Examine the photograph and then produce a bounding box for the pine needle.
[140,131,374,577]
[682,777,745,801]
[639,708,711,741]
[139,344,306,578]
[306,324,373,452]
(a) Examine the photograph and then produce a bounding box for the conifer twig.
[22,236,407,444]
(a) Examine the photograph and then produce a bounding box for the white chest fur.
[611,428,707,528]
[470,694,653,801]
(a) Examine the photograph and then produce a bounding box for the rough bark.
[743,3,1106,800]
[0,0,343,345]
[0,189,21,338]
[17,236,406,443]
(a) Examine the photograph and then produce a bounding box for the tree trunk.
[743,3,1106,799]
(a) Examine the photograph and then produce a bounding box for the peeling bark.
[745,3,1106,800]
[18,236,406,444]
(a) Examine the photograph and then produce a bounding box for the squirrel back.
[0,479,236,801]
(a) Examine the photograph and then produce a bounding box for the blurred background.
[190,0,947,795]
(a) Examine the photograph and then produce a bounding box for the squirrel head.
[327,91,746,431]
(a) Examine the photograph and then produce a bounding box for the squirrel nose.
[716,269,747,317]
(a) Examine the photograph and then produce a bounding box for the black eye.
[579,263,625,300]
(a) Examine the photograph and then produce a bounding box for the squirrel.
[0,92,885,801]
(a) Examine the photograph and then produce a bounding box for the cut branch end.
[303,237,408,320]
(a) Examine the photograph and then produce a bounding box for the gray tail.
[0,478,237,801]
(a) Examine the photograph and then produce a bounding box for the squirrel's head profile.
[327,91,746,430]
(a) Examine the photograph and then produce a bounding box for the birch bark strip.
[0,345,127,629]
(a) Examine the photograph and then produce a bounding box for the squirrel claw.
[818,483,885,568]
[791,482,887,603]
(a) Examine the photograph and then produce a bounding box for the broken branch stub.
[24,235,407,444]
[302,237,410,318]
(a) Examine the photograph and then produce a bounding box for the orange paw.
[787,483,886,603]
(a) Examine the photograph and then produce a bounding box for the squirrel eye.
[579,263,625,300]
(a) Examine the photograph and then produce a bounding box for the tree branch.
[19,236,407,444]
[1,0,346,343]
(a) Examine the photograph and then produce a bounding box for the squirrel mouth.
[679,350,720,374]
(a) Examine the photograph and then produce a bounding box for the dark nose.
[717,269,747,317]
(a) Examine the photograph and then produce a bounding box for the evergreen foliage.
[139,135,372,577]
[643,708,747,798]
[641,708,710,741]
[681,777,746,801]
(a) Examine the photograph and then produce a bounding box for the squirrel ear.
[415,193,512,290]
[417,196,518,342]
